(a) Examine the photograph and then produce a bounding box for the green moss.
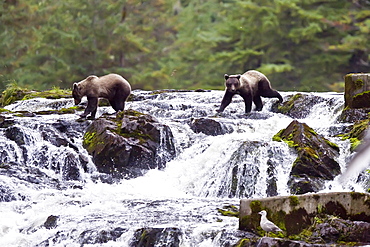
[22,86,72,100]
[354,79,364,88]
[272,129,284,142]
[350,192,365,200]
[0,83,29,107]
[0,83,73,107]
[0,108,11,113]
[217,205,239,217]
[277,93,303,114]
[83,131,97,148]
[299,146,319,159]
[250,200,262,213]
[120,109,145,117]
[289,196,300,207]
[325,139,339,150]
[353,90,370,98]
[234,238,251,247]
[317,204,324,214]
[341,119,370,151]
[33,106,84,115]
[272,129,298,148]
[82,131,105,152]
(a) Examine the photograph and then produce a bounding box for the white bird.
[258,210,283,237]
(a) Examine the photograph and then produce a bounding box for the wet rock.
[272,93,324,119]
[62,153,82,181]
[217,230,258,247]
[5,126,27,146]
[0,161,61,191]
[0,183,27,202]
[340,118,370,151]
[83,110,176,179]
[189,117,232,136]
[338,108,370,123]
[43,215,59,229]
[315,218,370,243]
[273,120,340,194]
[130,227,182,247]
[288,175,326,195]
[79,227,126,245]
[225,141,265,198]
[0,114,14,128]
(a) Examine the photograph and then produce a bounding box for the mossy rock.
[273,120,340,194]
[0,83,72,107]
[272,93,324,119]
[217,205,239,217]
[34,106,84,116]
[22,87,72,100]
[0,83,29,107]
[82,111,176,179]
[340,118,370,151]
[338,107,370,123]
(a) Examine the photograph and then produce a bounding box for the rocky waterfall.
[0,90,369,246]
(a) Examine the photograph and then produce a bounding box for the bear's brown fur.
[72,73,131,119]
[217,70,283,113]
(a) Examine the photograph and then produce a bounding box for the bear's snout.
[228,86,237,92]
[74,98,81,105]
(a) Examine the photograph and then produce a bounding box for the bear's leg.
[217,91,234,112]
[109,99,117,111]
[253,95,263,111]
[114,98,125,111]
[260,90,283,103]
[82,97,98,119]
[241,95,253,113]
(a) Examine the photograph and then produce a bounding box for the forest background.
[0,0,369,92]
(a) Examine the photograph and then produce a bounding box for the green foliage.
[0,0,369,91]
[0,83,29,107]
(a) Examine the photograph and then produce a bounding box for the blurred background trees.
[0,0,369,91]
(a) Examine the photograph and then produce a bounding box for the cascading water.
[0,90,368,246]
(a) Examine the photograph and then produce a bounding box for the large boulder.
[272,93,324,119]
[83,110,176,179]
[130,227,182,247]
[189,117,232,136]
[273,120,340,194]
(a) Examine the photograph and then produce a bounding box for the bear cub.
[217,70,283,113]
[72,73,131,119]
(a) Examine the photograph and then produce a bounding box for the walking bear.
[72,73,131,119]
[217,70,283,113]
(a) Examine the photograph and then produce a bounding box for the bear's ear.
[73,83,79,91]
[236,74,241,80]
[86,75,96,81]
[224,74,229,80]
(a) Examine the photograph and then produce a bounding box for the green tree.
[0,0,177,90]
[0,0,369,91]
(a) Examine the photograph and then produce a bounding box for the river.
[0,90,368,246]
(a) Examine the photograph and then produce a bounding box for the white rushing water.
[0,90,368,246]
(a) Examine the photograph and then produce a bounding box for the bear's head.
[72,75,97,105]
[224,74,241,92]
[72,83,83,105]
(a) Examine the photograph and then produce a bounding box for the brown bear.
[217,70,283,113]
[72,73,131,119]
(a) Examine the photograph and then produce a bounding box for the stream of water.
[0,90,368,246]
